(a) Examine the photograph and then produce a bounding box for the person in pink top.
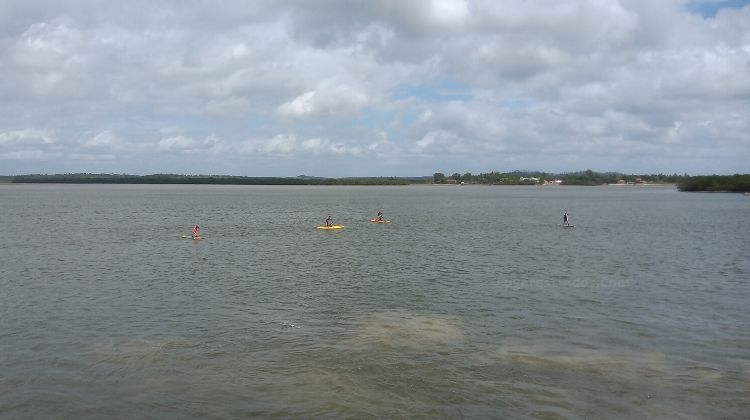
[192,225,200,238]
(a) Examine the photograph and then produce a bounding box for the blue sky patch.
[687,0,750,18]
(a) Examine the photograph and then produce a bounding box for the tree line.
[10,172,748,192]
[677,174,750,192]
[432,170,687,185]
[10,174,428,185]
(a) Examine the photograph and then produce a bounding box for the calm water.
[1,184,749,419]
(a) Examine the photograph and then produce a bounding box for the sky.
[0,0,748,176]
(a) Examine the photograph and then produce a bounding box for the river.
[1,184,748,418]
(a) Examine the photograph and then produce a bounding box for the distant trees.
[678,174,750,192]
[11,174,427,186]
[15,171,735,189]
[427,170,694,186]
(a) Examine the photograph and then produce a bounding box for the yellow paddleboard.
[316,225,345,230]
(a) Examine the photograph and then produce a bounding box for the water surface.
[1,184,749,418]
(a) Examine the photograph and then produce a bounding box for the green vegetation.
[10,173,429,185]
[12,171,743,191]
[432,170,685,185]
[559,170,684,186]
[435,171,550,184]
[677,174,750,192]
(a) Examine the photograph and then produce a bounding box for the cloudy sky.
[1,0,748,176]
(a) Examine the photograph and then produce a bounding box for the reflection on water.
[1,184,749,418]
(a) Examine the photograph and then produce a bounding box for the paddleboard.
[369,219,391,223]
[181,235,205,240]
[562,225,574,228]
[316,225,345,230]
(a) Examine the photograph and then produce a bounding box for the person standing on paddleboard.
[192,225,200,238]
[325,216,333,227]
[563,212,570,226]
[377,210,384,221]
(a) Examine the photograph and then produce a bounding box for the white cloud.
[417,109,433,123]
[157,135,196,151]
[67,152,117,161]
[240,134,299,155]
[18,21,82,59]
[0,129,55,146]
[301,137,356,155]
[431,0,470,26]
[239,133,362,157]
[0,1,748,175]
[204,96,250,118]
[367,136,401,159]
[81,130,117,148]
[264,134,297,154]
[278,81,370,118]
[155,134,223,155]
[414,129,464,153]
[0,149,61,161]
[277,92,317,118]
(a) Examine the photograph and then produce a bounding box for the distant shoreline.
[6,174,426,186]
[2,179,677,188]
[0,182,679,187]
[677,174,750,193]
[3,173,746,191]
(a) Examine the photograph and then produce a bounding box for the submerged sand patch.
[349,311,464,348]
